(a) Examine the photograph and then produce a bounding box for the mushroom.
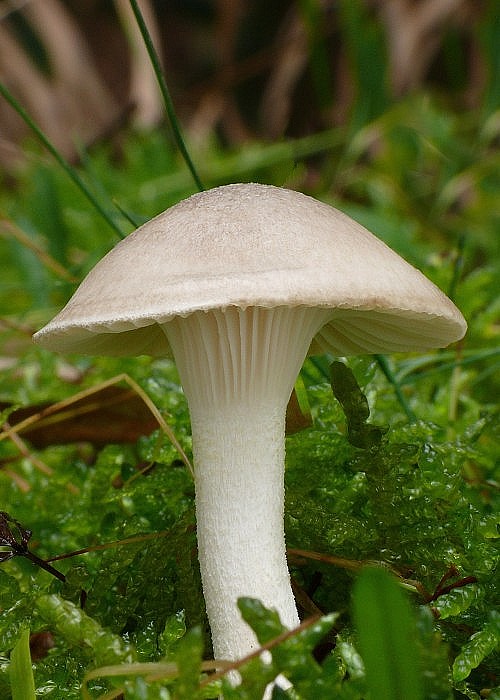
[33,183,466,666]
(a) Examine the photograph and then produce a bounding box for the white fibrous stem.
[163,306,331,662]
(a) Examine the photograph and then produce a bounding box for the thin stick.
[23,550,66,583]
[199,614,323,688]
[46,531,168,562]
[0,373,193,476]
[287,547,365,571]
[1,422,81,494]
[0,217,78,282]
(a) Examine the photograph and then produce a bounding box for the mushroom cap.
[33,183,466,357]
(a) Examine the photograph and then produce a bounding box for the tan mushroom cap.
[33,183,466,357]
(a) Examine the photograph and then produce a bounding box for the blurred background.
[0,0,497,167]
[0,0,498,369]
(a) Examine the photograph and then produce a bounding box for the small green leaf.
[452,612,500,682]
[9,628,35,700]
[238,597,338,696]
[434,585,482,619]
[330,361,385,448]
[330,361,370,421]
[35,594,134,665]
[173,626,204,698]
[159,610,187,657]
[477,514,500,539]
[238,597,284,644]
[336,638,365,681]
[352,566,423,700]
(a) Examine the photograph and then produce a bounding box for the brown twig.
[198,613,323,688]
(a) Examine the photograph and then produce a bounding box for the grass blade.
[352,566,423,700]
[128,0,204,192]
[9,628,36,700]
[0,83,125,240]
[375,354,416,420]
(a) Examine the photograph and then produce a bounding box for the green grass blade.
[338,0,390,130]
[397,347,500,384]
[447,232,466,301]
[128,0,204,192]
[375,354,416,421]
[9,628,36,700]
[0,82,125,240]
[112,199,144,228]
[297,0,333,110]
[352,566,423,700]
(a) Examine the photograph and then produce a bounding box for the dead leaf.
[285,387,312,435]
[1,385,158,447]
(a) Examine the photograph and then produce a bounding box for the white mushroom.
[33,183,466,666]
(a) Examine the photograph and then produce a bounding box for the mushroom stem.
[164,306,331,661]
[192,401,297,660]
